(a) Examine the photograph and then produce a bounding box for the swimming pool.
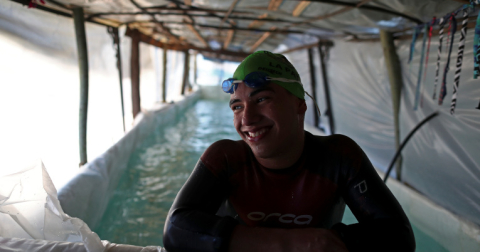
[94,99,450,251]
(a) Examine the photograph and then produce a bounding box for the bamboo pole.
[130,29,141,118]
[380,30,403,181]
[307,48,319,127]
[108,27,126,132]
[73,7,89,166]
[318,43,335,134]
[162,46,168,102]
[181,50,190,95]
[193,52,198,85]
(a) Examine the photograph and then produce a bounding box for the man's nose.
[242,104,260,126]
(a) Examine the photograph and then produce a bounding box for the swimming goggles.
[222,71,302,94]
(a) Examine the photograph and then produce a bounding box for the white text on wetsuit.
[247,212,313,225]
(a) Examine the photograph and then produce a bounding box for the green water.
[95,99,450,251]
[95,99,240,246]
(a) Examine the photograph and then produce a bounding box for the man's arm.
[332,136,416,252]
[163,159,238,252]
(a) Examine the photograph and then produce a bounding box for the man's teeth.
[248,128,267,137]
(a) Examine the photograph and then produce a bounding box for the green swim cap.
[233,51,305,100]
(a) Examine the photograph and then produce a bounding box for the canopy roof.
[14,0,466,60]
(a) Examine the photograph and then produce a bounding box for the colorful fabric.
[451,10,469,114]
[414,25,429,110]
[233,51,305,99]
[439,16,457,105]
[474,12,480,78]
[433,18,446,100]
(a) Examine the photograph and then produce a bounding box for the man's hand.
[228,225,348,252]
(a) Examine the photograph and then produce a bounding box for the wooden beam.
[291,0,374,27]
[250,31,272,52]
[268,0,283,10]
[130,29,141,118]
[187,23,209,47]
[293,1,311,17]
[450,0,469,4]
[222,0,241,23]
[224,29,235,49]
[125,27,250,59]
[162,46,167,103]
[181,51,190,95]
[380,30,403,180]
[306,0,422,23]
[73,7,89,166]
[279,40,333,54]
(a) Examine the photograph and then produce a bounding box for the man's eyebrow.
[229,98,240,106]
[249,87,275,98]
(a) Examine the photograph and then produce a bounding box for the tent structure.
[1,0,480,251]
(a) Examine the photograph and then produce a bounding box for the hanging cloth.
[414,25,429,110]
[433,17,446,100]
[420,17,435,108]
[451,9,469,114]
[408,27,420,64]
[474,12,480,78]
[439,15,457,105]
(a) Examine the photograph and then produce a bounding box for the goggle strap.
[266,77,303,85]
[305,91,321,117]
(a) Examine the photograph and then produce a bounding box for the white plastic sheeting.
[286,30,480,228]
[0,161,104,252]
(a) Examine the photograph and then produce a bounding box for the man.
[163,51,415,252]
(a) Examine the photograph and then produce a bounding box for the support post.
[318,43,335,134]
[73,7,89,166]
[108,27,126,132]
[193,52,198,85]
[380,30,403,181]
[162,46,167,102]
[181,50,190,95]
[130,29,141,118]
[307,48,319,127]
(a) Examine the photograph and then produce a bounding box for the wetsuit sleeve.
[163,141,238,252]
[331,136,415,252]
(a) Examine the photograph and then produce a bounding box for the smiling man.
[163,51,415,252]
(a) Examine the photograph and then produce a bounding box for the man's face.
[229,82,306,161]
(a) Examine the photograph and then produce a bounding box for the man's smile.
[244,127,271,142]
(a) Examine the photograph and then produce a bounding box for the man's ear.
[297,99,307,114]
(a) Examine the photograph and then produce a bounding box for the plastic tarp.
[0,161,165,252]
[284,25,480,228]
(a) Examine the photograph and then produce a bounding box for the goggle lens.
[221,72,270,94]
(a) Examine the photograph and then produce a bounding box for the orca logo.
[247,212,313,225]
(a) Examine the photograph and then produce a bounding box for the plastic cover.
[0,161,104,252]
[284,30,480,227]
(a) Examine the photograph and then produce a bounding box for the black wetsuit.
[163,131,415,252]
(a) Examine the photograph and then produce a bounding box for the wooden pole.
[307,48,319,127]
[380,30,403,181]
[318,43,335,134]
[193,52,198,85]
[130,29,141,118]
[108,27,126,132]
[73,7,89,166]
[162,46,167,102]
[181,50,190,95]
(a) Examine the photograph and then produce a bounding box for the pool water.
[95,99,450,251]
